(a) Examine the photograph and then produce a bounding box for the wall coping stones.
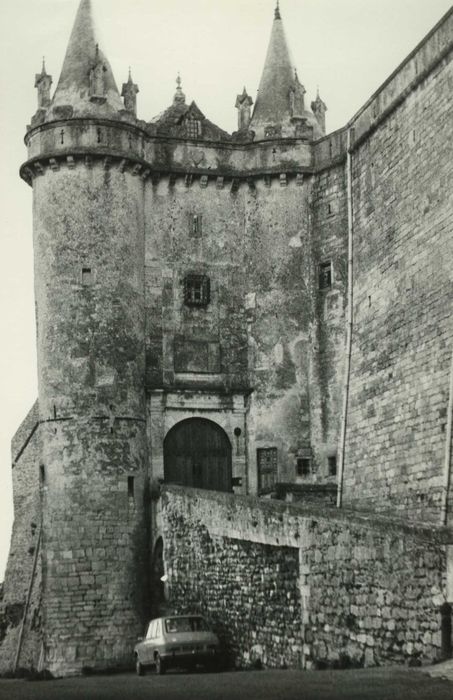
[161,485,453,545]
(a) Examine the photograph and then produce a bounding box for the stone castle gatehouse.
[0,0,452,676]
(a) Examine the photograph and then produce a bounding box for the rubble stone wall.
[160,486,450,669]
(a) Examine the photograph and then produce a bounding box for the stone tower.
[21,0,149,674]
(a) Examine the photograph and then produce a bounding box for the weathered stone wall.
[144,171,346,492]
[31,161,149,676]
[343,28,453,520]
[309,163,348,478]
[159,486,450,669]
[0,402,42,673]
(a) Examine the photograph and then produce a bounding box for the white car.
[134,615,222,675]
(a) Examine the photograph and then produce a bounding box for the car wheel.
[155,652,166,675]
[135,656,145,676]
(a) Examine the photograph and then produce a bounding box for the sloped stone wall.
[343,20,453,520]
[159,486,451,669]
[0,402,42,674]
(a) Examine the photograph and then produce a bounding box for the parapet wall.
[159,486,452,669]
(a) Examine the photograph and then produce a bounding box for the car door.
[154,618,163,656]
[143,620,157,664]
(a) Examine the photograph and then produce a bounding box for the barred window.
[184,274,210,307]
[185,116,202,139]
[189,213,202,238]
[257,448,278,495]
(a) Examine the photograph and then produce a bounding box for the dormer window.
[185,116,202,139]
[89,45,107,103]
[264,125,282,138]
[184,274,210,307]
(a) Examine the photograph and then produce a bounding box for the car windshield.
[165,616,208,633]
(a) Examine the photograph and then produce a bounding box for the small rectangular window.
[189,214,202,238]
[128,476,135,498]
[319,261,332,290]
[82,267,93,287]
[39,464,45,485]
[184,274,210,307]
[328,456,337,476]
[257,448,278,495]
[296,458,311,476]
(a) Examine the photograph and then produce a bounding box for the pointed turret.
[311,89,327,135]
[35,58,53,110]
[174,74,186,105]
[121,68,139,116]
[250,3,323,140]
[49,0,123,118]
[235,87,253,131]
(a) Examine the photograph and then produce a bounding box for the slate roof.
[250,5,323,139]
[48,0,124,119]
[250,9,295,128]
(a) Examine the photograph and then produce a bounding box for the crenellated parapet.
[21,117,320,187]
[21,115,326,189]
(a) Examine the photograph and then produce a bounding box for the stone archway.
[163,418,232,492]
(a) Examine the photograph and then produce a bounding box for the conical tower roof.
[250,4,295,128]
[50,0,123,117]
[250,3,323,140]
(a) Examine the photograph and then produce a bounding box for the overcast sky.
[0,0,452,579]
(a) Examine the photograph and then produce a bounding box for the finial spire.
[275,1,281,20]
[42,56,47,74]
[235,86,254,131]
[174,73,186,104]
[311,88,327,135]
[121,67,139,116]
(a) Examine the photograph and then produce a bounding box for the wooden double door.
[164,418,232,493]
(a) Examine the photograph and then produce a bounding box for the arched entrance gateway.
[163,418,233,492]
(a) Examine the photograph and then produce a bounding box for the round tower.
[21,0,149,675]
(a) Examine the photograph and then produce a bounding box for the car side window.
[146,621,157,639]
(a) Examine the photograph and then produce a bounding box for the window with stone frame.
[81,267,93,287]
[184,274,210,307]
[296,457,311,476]
[257,447,278,495]
[319,260,332,290]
